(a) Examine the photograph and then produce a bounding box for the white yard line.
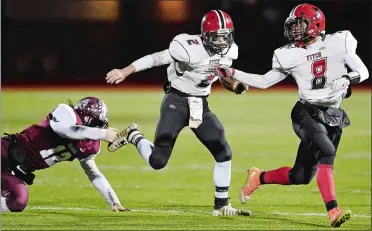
[27,206,371,218]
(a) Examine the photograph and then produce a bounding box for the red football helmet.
[284,4,326,46]
[74,97,108,129]
[201,10,234,55]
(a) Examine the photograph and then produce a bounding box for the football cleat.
[213,203,252,217]
[328,207,351,228]
[240,167,263,204]
[123,124,141,144]
[107,131,128,152]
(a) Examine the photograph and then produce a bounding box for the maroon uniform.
[15,108,100,170]
[1,97,113,213]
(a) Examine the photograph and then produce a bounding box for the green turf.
[1,89,371,230]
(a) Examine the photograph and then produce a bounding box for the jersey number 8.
[311,58,327,89]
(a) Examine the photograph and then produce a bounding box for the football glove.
[111,203,130,212]
[331,76,350,91]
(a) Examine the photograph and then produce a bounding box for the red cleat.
[240,167,263,204]
[328,207,352,228]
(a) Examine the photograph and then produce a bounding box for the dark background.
[2,0,371,86]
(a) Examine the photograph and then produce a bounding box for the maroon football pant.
[1,138,29,212]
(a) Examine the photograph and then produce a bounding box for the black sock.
[325,200,338,211]
[259,171,266,185]
[214,197,229,210]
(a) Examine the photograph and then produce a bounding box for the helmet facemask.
[203,29,234,55]
[83,115,108,129]
[74,97,109,129]
[284,17,314,45]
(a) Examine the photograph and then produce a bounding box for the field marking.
[26,206,371,218]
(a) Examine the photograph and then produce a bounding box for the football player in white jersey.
[105,10,250,216]
[215,3,369,227]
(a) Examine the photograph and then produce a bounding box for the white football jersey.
[274,30,357,107]
[167,34,238,96]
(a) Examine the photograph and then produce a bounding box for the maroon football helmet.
[74,97,108,129]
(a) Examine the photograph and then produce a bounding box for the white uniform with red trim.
[131,10,238,96]
[232,30,369,107]
[167,34,238,96]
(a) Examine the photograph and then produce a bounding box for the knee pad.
[213,143,232,163]
[12,198,27,212]
[312,134,336,157]
[8,191,28,212]
[149,153,169,170]
[318,155,335,166]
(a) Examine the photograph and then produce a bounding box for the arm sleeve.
[231,52,289,89]
[343,32,369,84]
[50,104,106,140]
[233,69,288,89]
[131,49,173,72]
[345,53,369,84]
[79,154,121,206]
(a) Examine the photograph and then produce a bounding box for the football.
[219,76,248,94]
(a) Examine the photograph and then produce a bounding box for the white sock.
[136,139,154,166]
[214,160,231,198]
[1,196,10,212]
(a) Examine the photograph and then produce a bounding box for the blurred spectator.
[41,52,59,73]
[15,55,31,74]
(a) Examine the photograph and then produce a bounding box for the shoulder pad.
[51,104,77,126]
[326,30,357,53]
[169,34,206,64]
[226,43,238,60]
[273,45,303,70]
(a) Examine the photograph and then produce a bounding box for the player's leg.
[191,108,250,216]
[240,136,318,203]
[1,174,29,212]
[316,126,350,227]
[264,103,349,226]
[239,102,326,203]
[298,111,344,218]
[255,111,337,187]
[124,93,188,170]
[263,139,318,185]
[1,138,29,212]
[191,110,231,208]
[316,126,341,211]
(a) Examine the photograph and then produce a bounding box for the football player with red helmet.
[106,10,250,216]
[216,3,368,227]
[1,97,129,212]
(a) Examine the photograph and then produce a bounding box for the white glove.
[107,129,128,152]
[111,203,130,212]
[104,127,118,142]
[331,77,350,91]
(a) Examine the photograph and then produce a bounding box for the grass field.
[1,88,371,230]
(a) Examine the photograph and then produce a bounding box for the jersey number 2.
[311,58,327,89]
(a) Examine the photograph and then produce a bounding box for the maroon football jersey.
[16,106,100,170]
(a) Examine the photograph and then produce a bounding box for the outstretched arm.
[232,68,289,89]
[79,154,129,211]
[49,104,117,142]
[106,49,173,84]
[216,52,289,89]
